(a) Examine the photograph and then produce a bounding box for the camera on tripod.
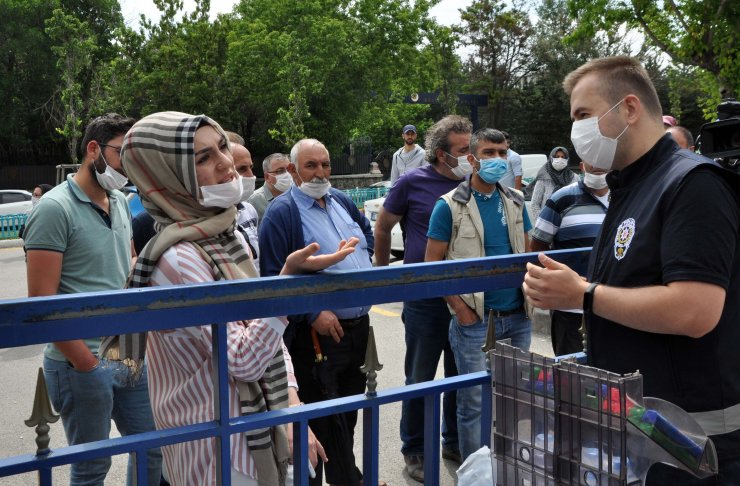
[699,99,740,171]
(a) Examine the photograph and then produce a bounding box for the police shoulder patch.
[614,218,636,261]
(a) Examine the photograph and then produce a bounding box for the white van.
[520,154,547,186]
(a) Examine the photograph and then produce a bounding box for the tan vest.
[440,180,526,321]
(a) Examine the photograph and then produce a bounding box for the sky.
[120,0,472,29]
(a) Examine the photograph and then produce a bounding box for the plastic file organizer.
[489,342,718,485]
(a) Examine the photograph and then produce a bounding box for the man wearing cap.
[390,124,427,185]
[662,115,677,128]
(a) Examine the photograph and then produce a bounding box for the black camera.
[699,99,740,171]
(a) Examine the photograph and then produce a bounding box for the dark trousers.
[290,315,370,485]
[551,310,584,356]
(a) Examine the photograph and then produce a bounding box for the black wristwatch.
[583,282,599,314]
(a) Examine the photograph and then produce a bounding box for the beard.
[404,138,415,146]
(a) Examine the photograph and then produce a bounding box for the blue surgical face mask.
[477,157,508,185]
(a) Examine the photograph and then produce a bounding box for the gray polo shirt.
[23,174,132,361]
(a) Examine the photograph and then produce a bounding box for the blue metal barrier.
[0,214,28,239]
[0,249,590,485]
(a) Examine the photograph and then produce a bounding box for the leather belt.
[485,307,524,318]
[338,314,369,329]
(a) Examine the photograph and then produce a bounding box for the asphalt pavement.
[0,243,553,485]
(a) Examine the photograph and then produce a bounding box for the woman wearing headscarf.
[529,146,579,221]
[118,112,354,486]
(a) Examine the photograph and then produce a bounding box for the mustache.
[307,177,329,184]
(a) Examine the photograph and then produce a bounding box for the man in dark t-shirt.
[375,115,473,482]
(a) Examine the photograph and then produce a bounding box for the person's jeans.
[400,298,459,457]
[449,311,531,460]
[43,357,162,486]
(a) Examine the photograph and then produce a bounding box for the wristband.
[583,282,599,314]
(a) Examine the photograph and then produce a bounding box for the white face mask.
[95,152,129,191]
[298,176,331,199]
[200,176,244,208]
[570,99,629,170]
[583,172,609,190]
[444,152,473,179]
[31,196,40,208]
[551,158,568,171]
[240,176,256,201]
[272,172,293,193]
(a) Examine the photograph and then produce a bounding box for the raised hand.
[281,238,360,275]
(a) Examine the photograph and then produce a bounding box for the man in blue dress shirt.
[259,138,374,486]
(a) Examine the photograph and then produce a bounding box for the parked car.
[363,181,405,259]
[0,190,33,216]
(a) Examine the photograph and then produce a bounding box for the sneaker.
[404,455,424,483]
[442,447,462,465]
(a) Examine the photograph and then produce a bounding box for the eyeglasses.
[267,168,288,175]
[99,143,122,156]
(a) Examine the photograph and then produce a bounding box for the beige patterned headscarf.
[101,112,288,484]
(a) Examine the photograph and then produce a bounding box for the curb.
[0,239,23,249]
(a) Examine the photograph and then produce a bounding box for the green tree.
[45,8,97,162]
[458,0,534,128]
[567,0,740,102]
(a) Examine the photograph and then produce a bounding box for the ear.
[435,148,446,164]
[86,140,100,160]
[622,94,642,124]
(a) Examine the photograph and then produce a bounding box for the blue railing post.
[212,323,232,486]
[292,419,310,486]
[481,379,492,448]
[362,405,380,486]
[423,394,441,484]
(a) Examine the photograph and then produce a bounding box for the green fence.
[0,214,27,239]
[342,186,389,210]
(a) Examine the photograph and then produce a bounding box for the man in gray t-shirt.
[390,124,427,184]
[500,130,523,189]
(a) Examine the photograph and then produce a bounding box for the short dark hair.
[500,130,511,141]
[470,128,506,155]
[80,113,136,155]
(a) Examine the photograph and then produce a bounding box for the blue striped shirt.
[531,181,608,249]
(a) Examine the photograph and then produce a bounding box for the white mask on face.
[298,175,331,199]
[570,99,629,170]
[200,176,244,208]
[551,158,568,171]
[95,152,129,191]
[583,172,609,190]
[31,196,40,208]
[444,152,473,179]
[240,176,256,201]
[272,172,293,193]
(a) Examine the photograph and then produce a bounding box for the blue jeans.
[43,357,162,486]
[400,298,459,457]
[449,311,531,460]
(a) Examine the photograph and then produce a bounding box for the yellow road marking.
[370,305,400,317]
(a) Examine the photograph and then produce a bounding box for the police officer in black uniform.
[523,56,740,485]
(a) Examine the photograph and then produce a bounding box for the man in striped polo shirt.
[529,161,609,355]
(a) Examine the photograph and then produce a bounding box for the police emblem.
[614,218,635,260]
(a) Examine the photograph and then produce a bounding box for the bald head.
[232,144,254,177]
[667,126,695,151]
